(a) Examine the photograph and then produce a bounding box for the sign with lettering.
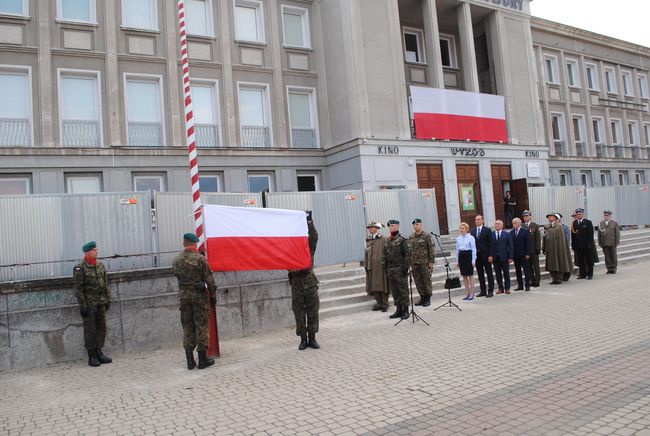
[451,147,485,157]
[525,150,540,158]
[378,145,400,155]
[527,162,541,178]
[482,0,523,11]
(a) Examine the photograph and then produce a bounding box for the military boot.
[88,349,101,367]
[197,350,215,369]
[400,306,410,320]
[308,333,320,349]
[96,349,112,364]
[422,295,431,307]
[298,334,308,350]
[389,306,402,319]
[185,348,196,370]
[415,297,424,306]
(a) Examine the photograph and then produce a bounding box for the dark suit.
[471,226,494,295]
[571,218,595,278]
[491,230,513,291]
[523,220,542,286]
[510,226,532,289]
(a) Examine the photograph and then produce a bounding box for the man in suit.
[489,220,513,294]
[472,215,494,298]
[510,218,532,292]
[571,208,595,280]
[522,210,541,287]
[598,210,620,274]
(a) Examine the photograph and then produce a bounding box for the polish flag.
[204,205,311,271]
[410,86,507,143]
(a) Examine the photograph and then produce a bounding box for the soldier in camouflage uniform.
[73,241,112,367]
[408,218,435,307]
[289,211,320,350]
[383,220,410,320]
[172,233,218,370]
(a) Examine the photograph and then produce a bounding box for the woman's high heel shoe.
[467,294,475,301]
[462,296,469,301]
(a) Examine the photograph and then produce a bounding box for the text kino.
[378,145,400,155]
[484,0,523,11]
[451,147,485,157]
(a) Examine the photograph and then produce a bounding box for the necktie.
[516,229,519,237]
[498,231,501,239]
[478,227,481,237]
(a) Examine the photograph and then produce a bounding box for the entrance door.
[491,164,512,223]
[509,178,529,219]
[416,164,448,234]
[456,164,482,227]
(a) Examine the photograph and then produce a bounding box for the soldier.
[598,210,621,274]
[172,233,217,369]
[522,211,542,287]
[542,213,573,284]
[365,221,388,312]
[383,219,410,320]
[571,208,595,280]
[288,211,320,350]
[73,241,112,367]
[408,218,435,307]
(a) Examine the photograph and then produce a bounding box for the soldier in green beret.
[172,233,218,369]
[73,241,112,367]
[383,220,410,320]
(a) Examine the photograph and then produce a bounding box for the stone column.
[457,2,479,93]
[422,0,444,88]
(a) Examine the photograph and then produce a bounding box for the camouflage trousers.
[291,285,319,336]
[386,268,409,307]
[82,303,107,350]
[411,263,433,297]
[180,294,210,352]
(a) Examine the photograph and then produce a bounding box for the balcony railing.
[614,145,626,158]
[128,121,163,147]
[195,123,220,148]
[575,141,586,157]
[0,117,31,146]
[553,140,565,156]
[241,125,270,148]
[62,119,100,147]
[291,128,317,148]
[595,143,604,158]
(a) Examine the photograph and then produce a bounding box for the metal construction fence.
[364,190,440,236]
[585,185,650,226]
[527,186,585,224]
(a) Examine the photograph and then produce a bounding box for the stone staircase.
[317,228,650,319]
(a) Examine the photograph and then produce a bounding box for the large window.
[125,75,164,147]
[544,55,559,84]
[0,68,31,146]
[644,123,650,146]
[57,0,95,23]
[282,5,310,48]
[288,88,318,148]
[0,0,28,16]
[439,34,457,68]
[628,121,639,146]
[585,62,599,91]
[551,113,565,156]
[639,74,649,99]
[592,117,605,157]
[59,71,101,147]
[186,0,213,36]
[0,175,30,195]
[611,119,622,145]
[65,173,102,193]
[234,0,265,43]
[566,59,580,88]
[247,172,273,193]
[238,83,270,147]
[621,70,634,97]
[191,81,220,147]
[122,0,157,30]
[605,66,617,94]
[572,115,586,157]
[403,27,425,64]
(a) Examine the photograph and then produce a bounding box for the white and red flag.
[410,85,507,143]
[204,205,311,272]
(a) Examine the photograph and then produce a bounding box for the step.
[318,275,366,291]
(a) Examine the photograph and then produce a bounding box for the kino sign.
[483,0,524,11]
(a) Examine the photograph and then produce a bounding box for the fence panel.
[0,192,153,282]
[587,185,650,226]
[527,186,585,224]
[364,189,440,236]
[266,191,366,267]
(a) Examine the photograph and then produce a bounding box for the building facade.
[0,0,648,234]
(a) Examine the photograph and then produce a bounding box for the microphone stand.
[394,267,429,326]
[431,232,462,312]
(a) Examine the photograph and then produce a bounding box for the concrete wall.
[0,268,294,371]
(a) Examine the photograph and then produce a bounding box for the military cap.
[556,213,563,219]
[545,213,555,218]
[575,208,585,214]
[603,210,612,215]
[183,232,200,243]
[412,218,422,224]
[82,241,97,253]
[366,221,382,229]
[387,219,400,225]
[522,210,531,217]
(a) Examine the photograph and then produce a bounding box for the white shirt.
[456,234,477,264]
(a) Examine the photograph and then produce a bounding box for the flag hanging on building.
[410,86,507,143]
[204,205,311,271]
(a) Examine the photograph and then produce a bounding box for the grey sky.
[530,0,650,48]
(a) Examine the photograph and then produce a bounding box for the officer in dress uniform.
[571,208,595,280]
[522,211,542,287]
[365,221,389,312]
[408,218,435,307]
[598,210,621,274]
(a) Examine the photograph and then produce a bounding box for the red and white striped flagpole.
[178,0,220,357]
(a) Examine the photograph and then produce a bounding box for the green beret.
[82,241,96,253]
[412,218,422,224]
[387,219,400,225]
[183,232,200,243]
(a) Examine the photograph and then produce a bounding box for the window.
[186,0,213,36]
[191,81,220,147]
[600,171,612,187]
[639,74,649,99]
[621,70,634,97]
[580,171,592,187]
[611,119,622,145]
[0,175,30,195]
[572,115,586,157]
[403,27,425,64]
[122,0,157,30]
[593,117,605,157]
[618,171,629,186]
[247,172,273,193]
[439,34,457,68]
[198,173,223,192]
[288,87,318,148]
[282,5,310,48]
[125,75,164,147]
[0,67,31,146]
[644,123,650,146]
[566,59,580,88]
[65,173,102,193]
[0,0,28,16]
[628,121,639,146]
[605,67,617,94]
[585,63,599,91]
[544,55,559,84]
[551,113,565,156]
[297,173,319,192]
[134,173,165,207]
[559,171,571,187]
[59,71,101,147]
[234,0,264,43]
[57,0,95,23]
[238,83,270,147]
[636,171,646,185]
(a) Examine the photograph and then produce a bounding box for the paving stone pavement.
[1,262,650,436]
